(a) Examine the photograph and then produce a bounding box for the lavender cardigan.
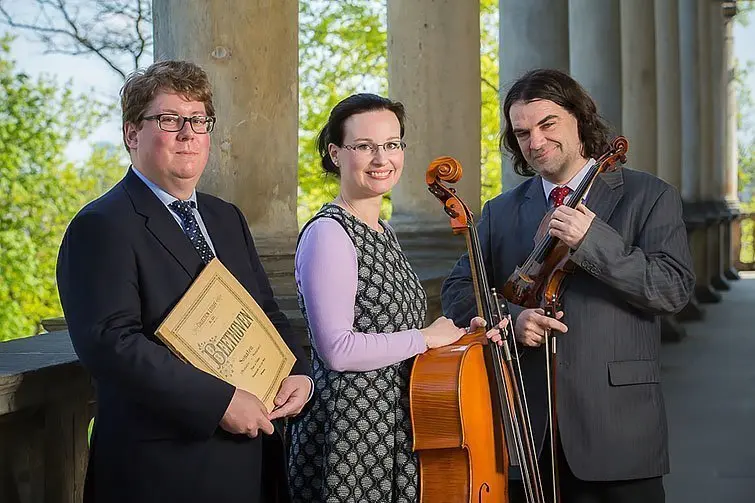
[295,217,428,372]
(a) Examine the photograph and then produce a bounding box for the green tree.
[5,0,506,224]
[0,1,507,339]
[297,0,504,224]
[297,0,388,224]
[480,0,502,203]
[734,6,755,265]
[0,38,125,340]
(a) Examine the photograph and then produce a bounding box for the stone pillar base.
[684,202,721,305]
[724,267,741,280]
[389,214,463,236]
[259,253,309,351]
[695,283,722,303]
[677,297,705,322]
[661,315,687,343]
[395,230,468,323]
[711,274,730,291]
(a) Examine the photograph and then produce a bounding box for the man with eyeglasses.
[56,60,312,503]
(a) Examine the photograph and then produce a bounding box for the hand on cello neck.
[420,316,509,350]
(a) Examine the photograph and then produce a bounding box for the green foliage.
[741,218,754,265]
[480,0,502,203]
[735,56,755,206]
[740,196,755,265]
[740,142,755,194]
[2,2,508,337]
[297,0,388,224]
[735,1,755,27]
[297,0,504,224]
[0,38,126,341]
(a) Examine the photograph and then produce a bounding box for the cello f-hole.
[477,482,490,502]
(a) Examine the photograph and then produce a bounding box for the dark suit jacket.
[441,168,694,481]
[56,169,310,503]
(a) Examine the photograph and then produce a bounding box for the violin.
[410,157,544,503]
[502,136,629,503]
[502,136,629,309]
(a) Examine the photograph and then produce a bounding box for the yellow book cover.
[155,258,296,411]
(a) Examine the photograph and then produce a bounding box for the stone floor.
[662,272,755,502]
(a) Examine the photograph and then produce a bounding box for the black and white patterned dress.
[288,204,427,503]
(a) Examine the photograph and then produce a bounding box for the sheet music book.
[156,258,296,411]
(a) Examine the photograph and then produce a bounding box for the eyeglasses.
[142,113,216,134]
[342,140,406,155]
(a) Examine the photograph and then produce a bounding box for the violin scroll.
[599,136,629,173]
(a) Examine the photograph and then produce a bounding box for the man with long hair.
[442,69,694,502]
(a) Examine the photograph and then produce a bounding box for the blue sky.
[5,11,755,162]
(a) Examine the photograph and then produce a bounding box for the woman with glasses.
[286,93,505,503]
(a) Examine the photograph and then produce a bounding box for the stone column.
[569,0,622,132]
[686,0,721,303]
[709,3,730,291]
[499,0,569,191]
[152,1,304,339]
[654,0,682,190]
[654,0,688,339]
[679,2,701,204]
[697,1,727,297]
[153,0,299,258]
[678,0,714,316]
[723,7,741,280]
[620,0,657,177]
[387,0,481,232]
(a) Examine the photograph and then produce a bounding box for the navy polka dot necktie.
[169,200,215,264]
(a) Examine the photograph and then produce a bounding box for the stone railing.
[0,241,462,503]
[0,332,93,503]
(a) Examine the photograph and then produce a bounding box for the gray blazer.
[441,167,695,481]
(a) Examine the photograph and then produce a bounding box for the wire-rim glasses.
[342,140,407,155]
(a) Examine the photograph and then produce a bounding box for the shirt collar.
[541,158,597,201]
[130,165,198,207]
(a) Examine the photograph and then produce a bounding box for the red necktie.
[550,186,572,207]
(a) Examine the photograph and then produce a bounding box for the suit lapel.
[585,169,624,224]
[123,170,204,278]
[519,176,549,257]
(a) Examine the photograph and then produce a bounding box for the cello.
[410,157,544,503]
[502,136,629,503]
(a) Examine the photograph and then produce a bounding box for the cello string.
[471,224,544,502]
[468,223,518,464]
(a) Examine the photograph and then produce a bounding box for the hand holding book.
[220,388,274,437]
[155,258,298,412]
[268,375,313,421]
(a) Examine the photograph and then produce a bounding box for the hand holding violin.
[548,203,596,249]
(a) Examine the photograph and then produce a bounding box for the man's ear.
[124,122,139,150]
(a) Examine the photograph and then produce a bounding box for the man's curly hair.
[501,69,612,177]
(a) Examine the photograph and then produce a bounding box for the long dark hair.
[501,69,612,177]
[316,93,406,177]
